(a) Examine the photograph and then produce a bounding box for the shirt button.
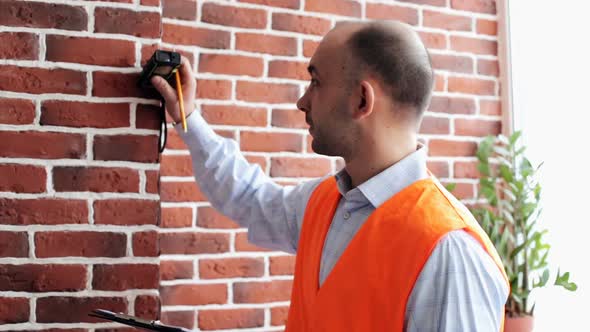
[343,211,351,220]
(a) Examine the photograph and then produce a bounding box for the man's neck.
[344,136,417,188]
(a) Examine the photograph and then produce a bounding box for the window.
[507,1,590,329]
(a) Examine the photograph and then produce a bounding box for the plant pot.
[504,315,534,332]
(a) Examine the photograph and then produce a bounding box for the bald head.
[336,20,434,118]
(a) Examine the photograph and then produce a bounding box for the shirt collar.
[334,143,429,208]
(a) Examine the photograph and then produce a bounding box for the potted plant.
[470,131,577,332]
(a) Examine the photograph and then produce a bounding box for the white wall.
[508,1,590,330]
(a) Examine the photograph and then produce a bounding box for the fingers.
[150,75,178,104]
[179,56,195,90]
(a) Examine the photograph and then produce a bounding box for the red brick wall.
[0,0,163,329]
[1,0,502,331]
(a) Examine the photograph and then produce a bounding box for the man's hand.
[150,56,196,124]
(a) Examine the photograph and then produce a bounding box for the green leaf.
[509,131,523,146]
[476,136,495,162]
[477,162,491,177]
[499,164,514,182]
[444,183,457,192]
[533,269,550,288]
[555,270,578,291]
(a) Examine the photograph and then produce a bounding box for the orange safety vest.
[285,176,509,332]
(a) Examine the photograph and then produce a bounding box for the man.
[151,20,509,331]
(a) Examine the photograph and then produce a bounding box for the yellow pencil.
[174,70,187,132]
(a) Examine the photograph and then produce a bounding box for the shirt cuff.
[175,109,222,151]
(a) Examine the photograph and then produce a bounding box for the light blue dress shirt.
[176,112,509,331]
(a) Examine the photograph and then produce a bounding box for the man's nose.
[296,88,310,113]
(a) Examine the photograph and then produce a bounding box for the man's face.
[296,31,357,158]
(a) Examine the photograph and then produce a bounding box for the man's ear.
[353,80,375,120]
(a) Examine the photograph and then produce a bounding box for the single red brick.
[159,232,229,254]
[199,54,264,77]
[0,65,86,95]
[145,170,159,194]
[427,161,450,178]
[451,0,496,14]
[196,79,232,100]
[41,101,129,128]
[92,72,143,98]
[136,104,162,130]
[160,284,227,305]
[0,232,28,257]
[201,104,267,127]
[454,161,479,179]
[237,81,300,104]
[53,167,139,193]
[163,24,230,48]
[477,59,499,76]
[269,255,295,275]
[196,207,240,229]
[162,207,193,228]
[160,181,208,202]
[93,264,159,290]
[160,260,194,280]
[161,155,193,177]
[271,108,307,129]
[233,280,293,303]
[270,157,331,177]
[419,31,447,50]
[271,306,289,326]
[268,60,309,80]
[34,231,126,258]
[0,264,86,292]
[236,33,297,56]
[428,139,477,157]
[272,13,331,36]
[428,96,476,115]
[240,132,302,153]
[0,131,85,159]
[451,36,498,55]
[477,19,498,36]
[0,297,29,324]
[0,164,46,193]
[423,10,472,31]
[0,199,88,225]
[36,297,127,323]
[202,3,267,29]
[93,199,159,225]
[0,32,38,59]
[0,98,35,125]
[454,118,501,136]
[448,77,496,95]
[479,100,501,116]
[198,308,264,330]
[163,0,197,20]
[430,54,473,73]
[238,0,299,9]
[366,3,418,24]
[93,134,159,163]
[133,230,159,257]
[135,295,160,320]
[161,311,195,329]
[419,116,450,135]
[46,36,135,67]
[305,0,360,17]
[94,8,161,38]
[199,257,264,279]
[235,232,272,252]
[0,1,87,30]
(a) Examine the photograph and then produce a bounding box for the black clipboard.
[89,309,192,332]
